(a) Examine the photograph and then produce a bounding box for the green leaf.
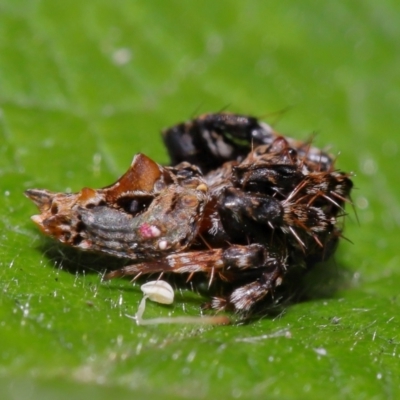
[1,1,399,399]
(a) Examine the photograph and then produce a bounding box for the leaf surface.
[1,1,399,399]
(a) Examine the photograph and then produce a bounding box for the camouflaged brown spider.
[25,113,353,316]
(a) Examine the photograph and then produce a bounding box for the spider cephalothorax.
[26,113,353,315]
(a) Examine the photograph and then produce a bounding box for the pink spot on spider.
[139,223,161,238]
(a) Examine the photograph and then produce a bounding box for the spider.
[25,113,353,316]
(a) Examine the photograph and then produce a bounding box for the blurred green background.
[1,1,400,399]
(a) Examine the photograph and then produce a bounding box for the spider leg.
[162,113,275,173]
[105,243,269,279]
[163,112,337,174]
[211,260,285,313]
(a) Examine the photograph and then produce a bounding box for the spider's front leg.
[105,242,288,314]
[162,112,276,173]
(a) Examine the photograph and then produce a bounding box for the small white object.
[149,225,161,238]
[127,280,230,326]
[112,48,132,65]
[158,240,169,250]
[314,347,327,356]
[141,280,174,304]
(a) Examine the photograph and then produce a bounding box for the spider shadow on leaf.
[38,237,129,277]
[37,237,213,307]
[248,256,355,321]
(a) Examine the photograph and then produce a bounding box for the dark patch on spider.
[25,112,353,319]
